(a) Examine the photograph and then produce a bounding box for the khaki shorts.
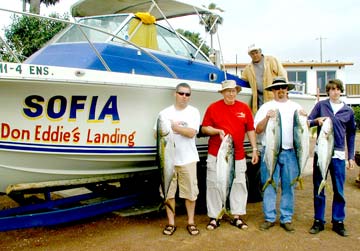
[167,162,199,201]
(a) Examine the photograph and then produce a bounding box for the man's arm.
[172,122,197,138]
[255,109,276,134]
[201,126,225,140]
[247,130,259,164]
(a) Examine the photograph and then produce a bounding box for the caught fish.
[216,134,234,219]
[156,115,175,209]
[317,117,334,195]
[263,109,282,191]
[292,110,310,189]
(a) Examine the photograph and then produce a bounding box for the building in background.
[224,61,360,106]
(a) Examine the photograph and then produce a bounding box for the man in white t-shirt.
[155,82,201,236]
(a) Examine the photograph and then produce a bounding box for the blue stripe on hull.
[0,141,208,155]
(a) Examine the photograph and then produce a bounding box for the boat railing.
[150,0,196,60]
[0,7,178,78]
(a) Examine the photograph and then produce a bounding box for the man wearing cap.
[242,44,287,113]
[201,80,259,231]
[254,77,306,232]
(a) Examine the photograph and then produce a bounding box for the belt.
[282,148,294,151]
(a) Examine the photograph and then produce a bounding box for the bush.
[352,106,360,129]
[2,13,68,62]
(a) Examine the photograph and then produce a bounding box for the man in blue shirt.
[308,79,356,237]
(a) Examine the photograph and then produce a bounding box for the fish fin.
[317,180,326,195]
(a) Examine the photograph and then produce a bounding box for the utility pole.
[316,36,327,62]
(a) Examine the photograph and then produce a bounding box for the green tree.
[22,0,61,14]
[352,106,360,129]
[176,28,210,57]
[200,3,224,49]
[2,13,68,62]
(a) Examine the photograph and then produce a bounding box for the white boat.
[0,0,315,194]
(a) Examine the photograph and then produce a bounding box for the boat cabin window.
[156,25,207,62]
[55,15,128,43]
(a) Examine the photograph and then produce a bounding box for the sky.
[1,0,360,83]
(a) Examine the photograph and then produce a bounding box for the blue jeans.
[312,154,346,224]
[260,148,299,223]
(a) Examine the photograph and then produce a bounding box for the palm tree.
[22,0,60,14]
[200,3,224,49]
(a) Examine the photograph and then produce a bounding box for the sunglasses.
[177,92,191,97]
[272,85,288,90]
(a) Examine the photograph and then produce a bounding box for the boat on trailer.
[0,0,251,195]
[0,0,315,230]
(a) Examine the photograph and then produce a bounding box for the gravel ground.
[0,136,360,251]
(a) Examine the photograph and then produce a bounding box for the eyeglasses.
[272,85,288,90]
[177,92,191,97]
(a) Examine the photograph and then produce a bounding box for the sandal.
[187,224,200,236]
[163,224,177,235]
[231,218,248,230]
[206,218,220,230]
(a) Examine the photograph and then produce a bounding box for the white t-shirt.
[254,100,302,149]
[156,105,200,165]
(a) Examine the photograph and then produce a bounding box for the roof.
[224,61,354,68]
[71,0,217,20]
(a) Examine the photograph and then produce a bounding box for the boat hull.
[0,62,252,193]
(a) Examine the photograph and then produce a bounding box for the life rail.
[0,8,178,78]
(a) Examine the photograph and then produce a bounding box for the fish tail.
[298,177,304,190]
[216,207,227,221]
[261,180,270,192]
[317,180,326,195]
[160,199,175,214]
[262,178,276,192]
[290,176,298,186]
[270,180,277,191]
[290,176,304,189]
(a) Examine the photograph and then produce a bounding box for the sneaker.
[309,220,324,234]
[332,221,349,237]
[259,221,275,231]
[280,222,295,232]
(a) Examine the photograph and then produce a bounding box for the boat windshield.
[112,17,208,62]
[55,15,128,43]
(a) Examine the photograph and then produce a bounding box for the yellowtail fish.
[263,109,282,191]
[317,117,334,195]
[216,134,234,219]
[156,115,175,210]
[292,110,310,189]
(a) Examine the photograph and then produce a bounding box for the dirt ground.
[1,138,360,251]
